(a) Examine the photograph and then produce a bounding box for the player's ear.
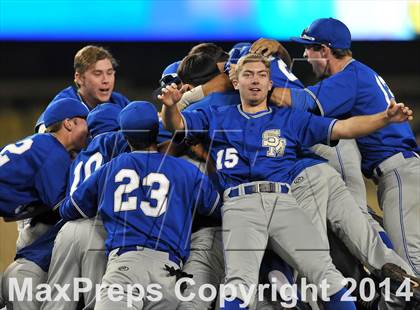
[74,71,82,88]
[268,79,273,91]
[232,78,239,90]
[62,119,72,131]
[320,45,329,58]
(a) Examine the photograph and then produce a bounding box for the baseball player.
[41,103,129,310]
[269,17,420,276]
[1,98,89,310]
[160,53,415,310]
[27,45,129,270]
[175,50,301,310]
[180,43,390,290]
[0,97,88,221]
[60,101,221,310]
[231,42,375,238]
[35,45,129,133]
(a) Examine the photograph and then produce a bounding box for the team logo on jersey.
[262,129,286,157]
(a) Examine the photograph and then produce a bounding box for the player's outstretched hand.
[158,83,184,107]
[387,101,414,123]
[250,38,281,57]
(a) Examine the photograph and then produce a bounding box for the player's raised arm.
[158,83,185,132]
[331,101,413,140]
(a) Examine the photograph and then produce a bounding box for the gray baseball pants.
[372,153,420,276]
[222,187,346,307]
[95,248,180,310]
[291,163,414,275]
[41,217,107,310]
[2,258,47,310]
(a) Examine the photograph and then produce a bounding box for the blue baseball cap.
[231,42,251,51]
[160,61,182,87]
[153,61,182,100]
[162,61,181,78]
[119,101,159,140]
[224,43,251,72]
[291,18,351,49]
[87,103,122,137]
[43,98,89,127]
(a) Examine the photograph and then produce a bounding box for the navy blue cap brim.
[290,36,323,45]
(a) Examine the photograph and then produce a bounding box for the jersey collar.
[236,104,272,119]
[340,58,355,72]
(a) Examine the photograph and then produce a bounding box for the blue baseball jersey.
[0,134,70,218]
[181,94,338,190]
[157,121,174,144]
[68,131,130,195]
[288,151,327,182]
[60,151,221,263]
[36,86,129,128]
[184,93,327,186]
[185,92,325,187]
[226,43,304,89]
[295,59,418,176]
[16,131,129,270]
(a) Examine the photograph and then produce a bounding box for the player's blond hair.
[74,45,117,75]
[235,53,271,78]
[45,121,63,133]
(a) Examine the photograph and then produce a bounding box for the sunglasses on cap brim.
[159,74,182,87]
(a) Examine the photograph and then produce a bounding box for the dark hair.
[305,44,352,59]
[177,53,221,86]
[188,43,229,63]
[331,48,352,59]
[124,129,158,150]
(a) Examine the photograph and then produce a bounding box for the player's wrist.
[383,110,392,124]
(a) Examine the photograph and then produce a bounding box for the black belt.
[228,182,290,198]
[116,246,182,267]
